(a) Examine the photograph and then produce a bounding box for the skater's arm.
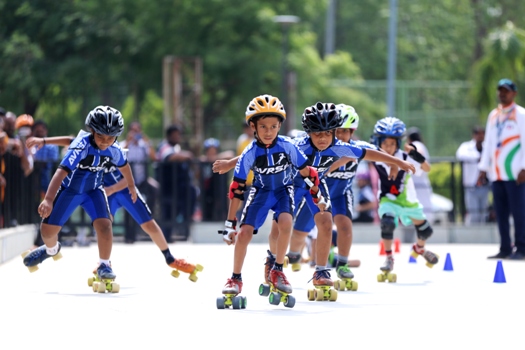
[299,166,328,212]
[405,143,431,172]
[26,136,73,150]
[104,178,128,197]
[363,149,416,174]
[118,163,137,203]
[39,168,68,218]
[218,177,246,245]
[327,156,356,174]
[212,156,239,174]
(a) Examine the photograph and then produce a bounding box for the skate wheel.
[195,264,204,272]
[110,282,120,293]
[97,282,106,293]
[88,277,94,287]
[307,289,315,301]
[52,252,63,261]
[232,296,243,310]
[410,251,419,259]
[315,289,324,301]
[92,282,99,292]
[329,289,338,302]
[259,283,270,297]
[334,280,342,291]
[241,296,247,309]
[425,262,435,268]
[283,256,289,268]
[284,295,295,308]
[27,266,39,273]
[388,273,397,283]
[189,274,198,282]
[21,250,30,259]
[269,292,281,306]
[349,280,358,291]
[377,273,386,283]
[291,263,301,272]
[171,270,180,278]
[216,297,226,309]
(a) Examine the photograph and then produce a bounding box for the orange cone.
[379,240,386,255]
[394,238,401,253]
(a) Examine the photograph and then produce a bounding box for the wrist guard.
[408,144,426,164]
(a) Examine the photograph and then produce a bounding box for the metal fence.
[2,158,494,243]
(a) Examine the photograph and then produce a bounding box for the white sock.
[46,243,59,256]
[99,259,111,266]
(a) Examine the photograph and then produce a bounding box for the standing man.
[479,79,525,260]
[456,126,490,224]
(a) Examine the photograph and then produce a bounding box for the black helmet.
[85,106,124,137]
[301,102,343,133]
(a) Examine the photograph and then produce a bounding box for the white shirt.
[478,102,525,181]
[456,139,484,187]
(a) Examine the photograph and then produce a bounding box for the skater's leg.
[40,223,61,249]
[233,225,254,273]
[93,218,113,260]
[268,220,280,256]
[334,215,352,259]
[313,212,333,267]
[275,213,293,264]
[141,219,169,250]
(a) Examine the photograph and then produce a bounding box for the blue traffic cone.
[443,253,453,271]
[408,255,417,263]
[493,260,506,283]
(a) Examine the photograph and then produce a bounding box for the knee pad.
[380,214,396,240]
[416,221,433,240]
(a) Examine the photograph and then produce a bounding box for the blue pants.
[241,185,294,231]
[492,181,525,254]
[44,186,111,226]
[109,188,152,225]
[293,187,332,232]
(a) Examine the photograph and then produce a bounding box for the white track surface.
[1,242,523,350]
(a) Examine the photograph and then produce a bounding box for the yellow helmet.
[245,94,286,123]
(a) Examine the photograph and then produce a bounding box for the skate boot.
[285,252,302,272]
[217,278,246,310]
[377,254,396,283]
[258,269,295,308]
[264,250,276,284]
[91,263,119,293]
[334,264,358,291]
[410,244,439,268]
[21,243,62,272]
[169,258,203,282]
[307,269,337,302]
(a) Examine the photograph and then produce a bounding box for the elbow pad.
[229,180,246,200]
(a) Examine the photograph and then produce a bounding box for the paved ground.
[0,242,523,350]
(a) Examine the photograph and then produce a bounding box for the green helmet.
[336,104,359,130]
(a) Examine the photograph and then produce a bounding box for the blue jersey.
[291,136,366,191]
[324,139,377,197]
[58,130,127,193]
[234,136,309,190]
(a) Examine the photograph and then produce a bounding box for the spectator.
[156,124,196,242]
[0,107,6,131]
[3,112,16,138]
[120,121,157,243]
[479,79,525,260]
[235,123,254,220]
[352,170,376,223]
[198,138,234,221]
[14,114,34,177]
[27,120,61,246]
[456,126,490,224]
[405,127,434,224]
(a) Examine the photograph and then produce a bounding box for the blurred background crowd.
[1,0,523,243]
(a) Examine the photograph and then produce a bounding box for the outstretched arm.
[26,136,74,150]
[212,156,239,174]
[363,149,416,174]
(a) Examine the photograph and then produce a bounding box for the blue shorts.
[293,187,333,232]
[241,185,294,231]
[44,186,111,226]
[109,188,152,225]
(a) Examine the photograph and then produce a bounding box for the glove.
[218,219,237,244]
[408,144,426,164]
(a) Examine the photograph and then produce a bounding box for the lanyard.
[496,105,515,148]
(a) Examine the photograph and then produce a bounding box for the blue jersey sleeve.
[282,138,309,170]
[332,140,365,160]
[111,143,128,168]
[233,141,256,182]
[59,135,89,172]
